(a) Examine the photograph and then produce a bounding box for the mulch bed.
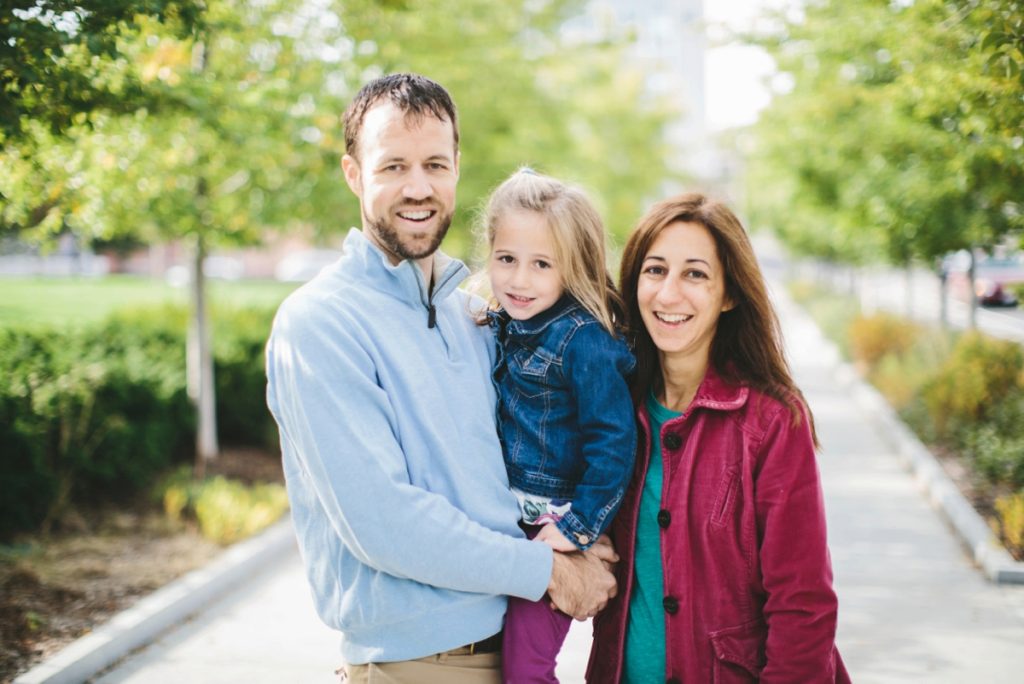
[0,448,283,683]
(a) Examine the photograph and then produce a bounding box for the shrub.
[213,306,278,451]
[157,468,288,544]
[920,332,1024,437]
[0,303,278,539]
[994,490,1024,559]
[193,477,288,544]
[848,313,919,369]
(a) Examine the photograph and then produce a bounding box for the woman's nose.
[654,277,684,304]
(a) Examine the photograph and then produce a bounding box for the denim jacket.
[488,295,637,550]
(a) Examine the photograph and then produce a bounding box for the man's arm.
[266,302,552,600]
[546,535,619,620]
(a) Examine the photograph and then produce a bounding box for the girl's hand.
[536,523,578,552]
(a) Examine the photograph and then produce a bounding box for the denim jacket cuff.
[556,511,601,551]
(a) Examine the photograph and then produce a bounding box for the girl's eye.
[535,260,552,269]
[496,255,515,264]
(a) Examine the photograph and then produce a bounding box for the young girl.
[482,168,637,683]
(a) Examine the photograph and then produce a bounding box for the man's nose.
[403,167,432,200]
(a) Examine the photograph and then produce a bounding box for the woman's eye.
[643,266,665,276]
[686,269,708,279]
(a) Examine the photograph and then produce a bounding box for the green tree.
[1,0,203,142]
[746,0,1024,281]
[2,0,676,470]
[338,0,675,255]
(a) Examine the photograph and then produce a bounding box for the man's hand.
[546,535,619,621]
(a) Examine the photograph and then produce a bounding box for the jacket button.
[575,533,590,546]
[663,433,682,450]
[657,510,671,529]
[662,596,679,615]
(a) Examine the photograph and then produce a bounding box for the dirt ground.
[0,449,283,683]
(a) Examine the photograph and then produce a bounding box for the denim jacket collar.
[487,294,581,339]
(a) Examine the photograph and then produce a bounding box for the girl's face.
[489,209,565,320]
[636,220,732,364]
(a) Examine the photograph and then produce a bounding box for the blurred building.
[569,0,728,187]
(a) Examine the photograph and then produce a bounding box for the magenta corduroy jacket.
[587,366,851,683]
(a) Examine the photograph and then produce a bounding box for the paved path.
[92,260,1024,684]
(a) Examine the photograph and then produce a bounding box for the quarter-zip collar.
[342,228,469,327]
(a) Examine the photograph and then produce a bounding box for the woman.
[587,193,850,683]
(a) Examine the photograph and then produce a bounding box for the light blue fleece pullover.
[265,228,553,665]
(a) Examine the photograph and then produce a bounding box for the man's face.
[342,101,459,265]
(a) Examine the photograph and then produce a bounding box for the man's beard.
[366,209,453,262]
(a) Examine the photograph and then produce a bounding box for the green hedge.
[0,305,278,539]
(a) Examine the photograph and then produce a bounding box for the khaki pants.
[341,650,501,684]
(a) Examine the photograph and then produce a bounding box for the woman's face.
[636,220,732,364]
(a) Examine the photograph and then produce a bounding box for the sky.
[703,0,794,131]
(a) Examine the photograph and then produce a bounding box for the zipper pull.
[428,304,437,328]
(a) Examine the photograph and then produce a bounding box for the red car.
[945,250,1023,307]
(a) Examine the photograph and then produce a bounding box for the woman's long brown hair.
[619,192,817,445]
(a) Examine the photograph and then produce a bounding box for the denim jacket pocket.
[709,618,767,683]
[508,346,556,398]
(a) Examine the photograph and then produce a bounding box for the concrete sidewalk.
[31,261,1024,683]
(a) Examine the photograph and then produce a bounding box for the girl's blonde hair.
[482,168,624,334]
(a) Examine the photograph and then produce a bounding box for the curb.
[836,365,1024,584]
[14,518,296,684]
[772,273,1024,585]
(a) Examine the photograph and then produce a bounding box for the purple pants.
[502,526,573,683]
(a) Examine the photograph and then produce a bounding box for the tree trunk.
[967,249,978,330]
[937,263,949,330]
[903,264,914,319]
[188,232,219,478]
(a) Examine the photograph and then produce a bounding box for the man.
[265,73,617,682]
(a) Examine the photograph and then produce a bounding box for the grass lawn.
[0,276,298,328]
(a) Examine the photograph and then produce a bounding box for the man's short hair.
[342,73,459,160]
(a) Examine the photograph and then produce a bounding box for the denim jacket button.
[575,533,590,546]
[663,433,682,450]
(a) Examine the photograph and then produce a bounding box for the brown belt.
[456,630,503,655]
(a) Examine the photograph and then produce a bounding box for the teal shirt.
[623,393,681,683]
